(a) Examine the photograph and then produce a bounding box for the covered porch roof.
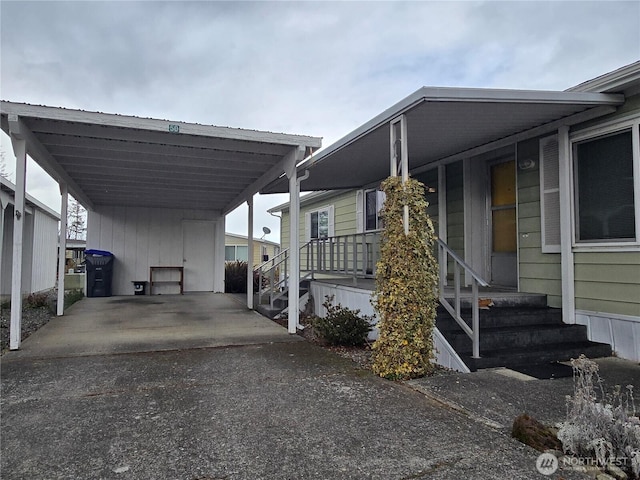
[0,102,322,213]
[261,87,624,193]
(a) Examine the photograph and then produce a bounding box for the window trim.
[224,244,249,262]
[305,205,334,241]
[570,117,640,250]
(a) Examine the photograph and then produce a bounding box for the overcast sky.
[1,0,639,242]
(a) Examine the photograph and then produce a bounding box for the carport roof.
[0,102,322,213]
[260,87,624,193]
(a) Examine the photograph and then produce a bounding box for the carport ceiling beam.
[6,115,94,210]
[223,145,309,215]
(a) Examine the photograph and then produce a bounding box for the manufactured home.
[1,176,59,299]
[263,62,640,368]
[225,232,280,268]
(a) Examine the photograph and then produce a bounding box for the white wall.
[88,205,224,296]
[576,311,640,362]
[1,206,59,296]
[30,209,58,293]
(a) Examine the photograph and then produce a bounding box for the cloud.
[1,0,639,242]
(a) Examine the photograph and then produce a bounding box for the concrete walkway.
[0,294,605,479]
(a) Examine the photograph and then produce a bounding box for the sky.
[1,0,639,243]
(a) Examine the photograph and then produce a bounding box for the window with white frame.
[364,189,386,231]
[305,205,334,241]
[225,245,248,262]
[572,120,639,244]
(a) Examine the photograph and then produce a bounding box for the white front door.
[182,221,215,292]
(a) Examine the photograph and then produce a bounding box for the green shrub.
[64,289,84,309]
[313,295,372,346]
[372,176,439,380]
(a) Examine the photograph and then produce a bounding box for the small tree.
[67,198,86,240]
[371,176,439,380]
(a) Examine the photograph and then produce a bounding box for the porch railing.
[436,238,489,359]
[256,233,489,359]
[301,231,381,283]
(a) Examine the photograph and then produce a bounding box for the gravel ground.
[0,290,57,355]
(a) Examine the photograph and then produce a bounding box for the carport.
[1,102,321,350]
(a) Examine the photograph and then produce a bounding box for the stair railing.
[437,238,489,359]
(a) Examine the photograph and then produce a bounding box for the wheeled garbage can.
[85,249,114,297]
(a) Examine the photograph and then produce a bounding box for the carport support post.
[247,196,254,309]
[9,133,27,350]
[57,183,68,316]
[285,146,306,334]
[558,125,575,324]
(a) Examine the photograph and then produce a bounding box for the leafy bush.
[313,295,372,346]
[371,176,439,380]
[224,261,260,294]
[557,355,640,478]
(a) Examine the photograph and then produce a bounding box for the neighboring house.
[266,62,640,365]
[0,176,60,298]
[65,238,86,266]
[224,232,280,267]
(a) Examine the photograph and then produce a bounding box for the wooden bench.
[149,266,184,294]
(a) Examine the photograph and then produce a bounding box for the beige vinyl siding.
[574,252,640,317]
[279,190,357,251]
[516,138,562,307]
[224,234,279,268]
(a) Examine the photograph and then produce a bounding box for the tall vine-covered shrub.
[372,176,439,380]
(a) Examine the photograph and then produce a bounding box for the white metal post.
[57,184,68,316]
[285,146,306,334]
[0,201,4,300]
[9,135,26,350]
[246,196,254,309]
[288,171,300,333]
[558,126,575,324]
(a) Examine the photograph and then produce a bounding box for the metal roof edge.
[224,232,280,246]
[267,190,343,213]
[0,101,322,148]
[566,61,640,93]
[295,87,623,174]
[0,176,61,220]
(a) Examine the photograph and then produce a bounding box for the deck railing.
[256,233,488,358]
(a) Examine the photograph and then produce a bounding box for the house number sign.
[168,124,180,133]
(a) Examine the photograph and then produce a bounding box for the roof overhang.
[1,176,61,220]
[0,102,321,214]
[261,87,624,194]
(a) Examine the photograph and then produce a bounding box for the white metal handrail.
[436,238,489,359]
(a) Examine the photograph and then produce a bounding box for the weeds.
[557,355,640,478]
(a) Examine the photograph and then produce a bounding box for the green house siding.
[279,190,357,251]
[445,161,464,257]
[414,169,439,233]
[574,252,640,317]
[516,138,562,307]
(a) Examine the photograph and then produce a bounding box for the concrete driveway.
[1,294,592,479]
[6,293,299,359]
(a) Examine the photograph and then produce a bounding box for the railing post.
[439,244,446,297]
[454,262,461,318]
[472,280,480,359]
